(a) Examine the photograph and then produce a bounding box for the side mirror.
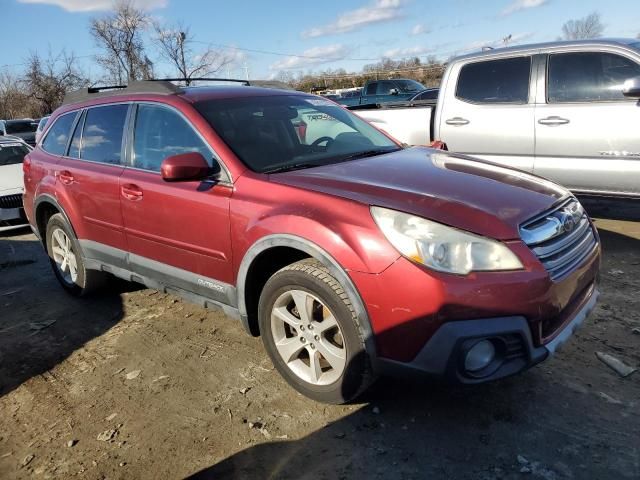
[389,88,399,95]
[160,152,220,182]
[622,76,640,98]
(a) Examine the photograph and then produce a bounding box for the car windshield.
[195,94,399,173]
[5,121,36,134]
[394,79,426,92]
[0,142,29,165]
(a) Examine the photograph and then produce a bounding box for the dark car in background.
[0,119,38,146]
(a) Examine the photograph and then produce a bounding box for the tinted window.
[456,57,531,104]
[41,112,77,155]
[416,89,439,100]
[5,121,36,134]
[376,81,396,95]
[132,104,212,172]
[81,105,128,164]
[365,82,377,95]
[0,143,30,165]
[394,79,425,92]
[548,52,640,103]
[196,95,398,173]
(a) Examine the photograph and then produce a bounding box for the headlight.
[371,206,523,275]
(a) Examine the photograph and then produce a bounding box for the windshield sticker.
[0,143,25,149]
[305,98,335,107]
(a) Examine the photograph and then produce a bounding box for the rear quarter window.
[456,56,532,104]
[41,112,78,156]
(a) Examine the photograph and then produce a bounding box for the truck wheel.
[258,259,374,404]
[45,213,105,296]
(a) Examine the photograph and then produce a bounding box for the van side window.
[365,82,378,96]
[132,104,213,172]
[41,112,77,156]
[456,57,531,104]
[548,52,640,103]
[80,105,129,164]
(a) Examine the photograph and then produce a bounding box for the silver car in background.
[435,38,640,199]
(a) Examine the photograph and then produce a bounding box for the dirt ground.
[0,214,639,480]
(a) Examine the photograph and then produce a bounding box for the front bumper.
[375,283,599,383]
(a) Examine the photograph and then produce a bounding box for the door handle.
[121,184,143,201]
[538,116,570,126]
[57,170,74,185]
[445,117,470,126]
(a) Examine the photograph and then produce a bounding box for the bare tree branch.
[561,12,604,40]
[90,0,153,83]
[153,21,233,84]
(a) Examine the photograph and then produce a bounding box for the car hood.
[271,147,569,240]
[0,164,24,193]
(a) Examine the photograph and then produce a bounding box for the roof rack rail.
[150,77,251,86]
[62,77,251,105]
[63,80,181,106]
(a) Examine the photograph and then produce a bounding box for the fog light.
[464,340,496,372]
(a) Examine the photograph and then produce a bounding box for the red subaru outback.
[23,80,600,403]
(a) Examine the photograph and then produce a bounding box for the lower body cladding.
[375,285,599,383]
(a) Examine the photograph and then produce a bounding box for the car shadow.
[0,232,132,397]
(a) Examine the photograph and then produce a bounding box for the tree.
[24,50,88,115]
[561,12,604,40]
[90,0,153,83]
[153,22,232,85]
[0,70,30,119]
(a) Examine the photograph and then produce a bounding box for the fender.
[236,234,377,357]
[34,194,79,243]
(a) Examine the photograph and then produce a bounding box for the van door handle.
[121,184,143,201]
[57,170,74,185]
[445,117,470,126]
[538,116,570,126]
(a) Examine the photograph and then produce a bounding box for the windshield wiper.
[337,148,401,162]
[263,162,322,174]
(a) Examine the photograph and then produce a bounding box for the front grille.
[520,198,597,281]
[0,194,23,209]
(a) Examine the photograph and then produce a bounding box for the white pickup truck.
[351,38,640,199]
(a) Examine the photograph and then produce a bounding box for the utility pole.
[243,61,249,81]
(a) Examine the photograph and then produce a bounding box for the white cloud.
[270,44,349,70]
[383,45,434,58]
[17,0,167,12]
[410,24,429,36]
[501,0,547,17]
[302,0,404,38]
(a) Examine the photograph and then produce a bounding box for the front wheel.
[258,259,374,404]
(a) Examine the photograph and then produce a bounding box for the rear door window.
[376,81,396,95]
[547,52,640,103]
[132,104,213,172]
[365,82,378,95]
[80,104,129,164]
[456,57,531,104]
[41,112,77,156]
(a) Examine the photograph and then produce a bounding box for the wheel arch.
[34,194,78,247]
[236,234,376,357]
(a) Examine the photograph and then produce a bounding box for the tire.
[258,259,374,404]
[45,213,105,296]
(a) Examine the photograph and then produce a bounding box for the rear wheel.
[258,259,374,404]
[46,213,105,296]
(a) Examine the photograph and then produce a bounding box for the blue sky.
[1,0,639,80]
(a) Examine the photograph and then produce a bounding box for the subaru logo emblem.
[558,208,576,233]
